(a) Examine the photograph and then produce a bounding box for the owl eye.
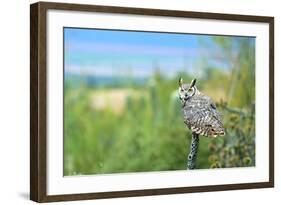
[188,88,193,92]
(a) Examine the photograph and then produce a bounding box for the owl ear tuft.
[190,78,196,88]
[178,77,183,88]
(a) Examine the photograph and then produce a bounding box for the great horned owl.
[178,78,225,137]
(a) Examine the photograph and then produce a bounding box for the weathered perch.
[187,132,199,169]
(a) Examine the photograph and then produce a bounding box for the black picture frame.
[30,1,274,202]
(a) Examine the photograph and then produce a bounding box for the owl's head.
[178,78,198,105]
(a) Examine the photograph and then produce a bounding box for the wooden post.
[187,132,199,169]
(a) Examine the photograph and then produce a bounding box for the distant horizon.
[64,28,255,78]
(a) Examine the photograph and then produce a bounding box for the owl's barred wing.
[182,95,224,136]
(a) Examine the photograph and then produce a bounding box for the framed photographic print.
[30,1,274,202]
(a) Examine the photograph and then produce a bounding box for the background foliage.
[64,34,255,175]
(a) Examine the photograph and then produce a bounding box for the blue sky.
[64,28,253,78]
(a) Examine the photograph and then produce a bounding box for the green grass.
[63,71,255,175]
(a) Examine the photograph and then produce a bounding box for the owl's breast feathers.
[182,93,224,137]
